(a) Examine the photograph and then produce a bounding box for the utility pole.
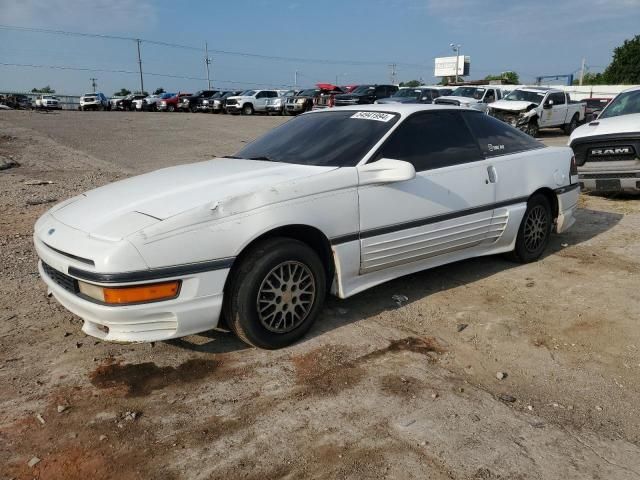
[450,43,461,84]
[90,78,97,93]
[294,70,298,90]
[579,57,586,86]
[389,63,397,85]
[205,42,212,89]
[136,39,144,94]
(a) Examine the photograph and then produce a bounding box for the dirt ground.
[1,110,639,480]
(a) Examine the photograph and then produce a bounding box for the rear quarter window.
[463,112,544,157]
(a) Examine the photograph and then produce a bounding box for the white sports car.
[34,105,579,349]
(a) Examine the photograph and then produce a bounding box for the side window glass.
[375,86,386,96]
[377,112,482,171]
[485,89,496,103]
[463,111,543,157]
[256,91,265,99]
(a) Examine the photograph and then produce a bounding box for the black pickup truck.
[178,90,219,112]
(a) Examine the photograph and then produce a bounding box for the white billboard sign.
[434,56,470,77]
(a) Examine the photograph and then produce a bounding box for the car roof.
[310,103,467,116]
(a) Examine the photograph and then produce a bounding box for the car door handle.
[487,165,498,184]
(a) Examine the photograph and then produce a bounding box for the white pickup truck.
[489,87,585,137]
[224,90,284,115]
[569,86,640,193]
[34,95,61,110]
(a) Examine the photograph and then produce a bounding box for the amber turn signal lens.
[102,281,181,305]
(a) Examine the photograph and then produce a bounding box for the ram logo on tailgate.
[590,146,634,156]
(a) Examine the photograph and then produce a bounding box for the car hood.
[377,97,417,104]
[226,96,253,101]
[489,100,538,112]
[570,113,640,143]
[335,94,361,100]
[435,96,479,105]
[50,158,338,240]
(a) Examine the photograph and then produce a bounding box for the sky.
[0,0,639,95]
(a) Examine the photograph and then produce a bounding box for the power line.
[0,62,293,88]
[0,24,427,68]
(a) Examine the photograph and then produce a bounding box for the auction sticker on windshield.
[351,111,395,122]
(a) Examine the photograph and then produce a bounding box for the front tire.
[507,194,553,263]
[525,120,539,138]
[242,103,254,115]
[223,238,326,349]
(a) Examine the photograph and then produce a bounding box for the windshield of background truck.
[352,85,375,94]
[452,87,485,100]
[599,90,640,119]
[299,89,320,96]
[504,90,545,104]
[393,89,421,98]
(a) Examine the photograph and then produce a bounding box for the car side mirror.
[357,158,416,186]
[544,100,554,109]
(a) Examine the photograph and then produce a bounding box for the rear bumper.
[555,185,580,233]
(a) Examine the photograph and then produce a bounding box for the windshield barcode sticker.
[350,112,395,122]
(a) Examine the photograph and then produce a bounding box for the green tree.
[114,88,131,97]
[399,80,421,88]
[602,34,640,84]
[484,71,520,84]
[31,85,55,93]
[153,87,165,95]
[572,72,606,86]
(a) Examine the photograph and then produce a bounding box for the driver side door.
[357,111,497,273]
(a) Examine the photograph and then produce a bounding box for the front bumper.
[37,259,228,342]
[34,220,230,342]
[578,170,640,193]
[266,105,283,113]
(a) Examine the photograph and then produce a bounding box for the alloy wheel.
[256,261,316,333]
[523,205,548,252]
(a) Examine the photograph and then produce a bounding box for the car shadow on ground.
[167,206,623,353]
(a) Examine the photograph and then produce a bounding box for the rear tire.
[563,114,579,135]
[223,238,326,349]
[167,105,175,112]
[506,194,553,263]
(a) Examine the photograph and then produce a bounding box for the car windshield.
[504,90,545,104]
[451,87,485,100]
[393,89,421,98]
[352,85,375,94]
[299,89,320,96]
[234,110,399,167]
[161,93,174,99]
[599,90,640,119]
